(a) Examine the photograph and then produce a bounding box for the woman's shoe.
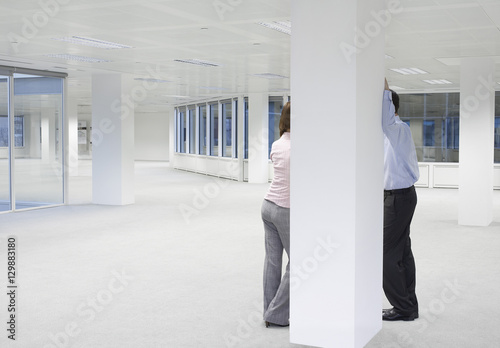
[265,321,289,328]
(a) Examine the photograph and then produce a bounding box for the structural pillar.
[458,58,495,226]
[247,93,268,183]
[291,0,386,347]
[91,74,135,205]
[66,95,78,176]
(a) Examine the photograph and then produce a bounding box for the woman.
[261,101,290,328]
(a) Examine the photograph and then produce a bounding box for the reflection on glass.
[0,75,9,211]
[400,92,460,163]
[178,109,186,153]
[188,108,196,154]
[222,101,232,157]
[210,103,218,156]
[199,105,207,155]
[13,73,64,209]
[268,98,283,158]
[244,99,248,159]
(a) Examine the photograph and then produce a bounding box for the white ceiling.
[0,0,499,113]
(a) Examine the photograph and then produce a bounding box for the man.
[381,78,420,321]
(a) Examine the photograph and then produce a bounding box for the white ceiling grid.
[0,0,498,111]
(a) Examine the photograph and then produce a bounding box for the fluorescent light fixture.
[423,79,452,85]
[52,36,132,49]
[252,73,288,79]
[258,21,291,35]
[390,85,405,90]
[385,55,394,59]
[390,68,428,75]
[163,94,190,99]
[174,59,221,67]
[199,86,229,90]
[134,78,171,83]
[46,54,110,63]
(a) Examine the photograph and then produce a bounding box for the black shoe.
[382,308,418,321]
[265,321,289,328]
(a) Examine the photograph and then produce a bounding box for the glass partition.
[0,75,9,211]
[13,73,64,209]
[199,105,207,155]
[221,100,232,157]
[268,97,283,157]
[209,103,218,156]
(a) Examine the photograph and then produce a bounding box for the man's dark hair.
[390,89,399,114]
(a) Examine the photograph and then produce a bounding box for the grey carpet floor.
[0,160,499,348]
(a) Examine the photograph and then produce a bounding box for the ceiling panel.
[0,0,499,110]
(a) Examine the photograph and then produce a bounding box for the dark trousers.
[383,186,418,315]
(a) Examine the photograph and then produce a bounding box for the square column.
[91,74,135,205]
[247,93,268,183]
[291,0,386,347]
[458,58,495,226]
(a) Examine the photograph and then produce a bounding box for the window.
[209,103,218,156]
[199,105,207,155]
[399,92,460,162]
[244,98,248,159]
[0,116,24,147]
[221,100,234,158]
[188,107,196,154]
[268,97,283,157]
[177,109,186,153]
[423,120,435,146]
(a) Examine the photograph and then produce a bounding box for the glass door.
[13,73,64,209]
[0,74,10,211]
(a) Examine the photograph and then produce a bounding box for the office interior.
[0,0,500,347]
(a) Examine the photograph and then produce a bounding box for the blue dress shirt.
[382,90,420,190]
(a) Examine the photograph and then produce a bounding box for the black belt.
[384,185,414,196]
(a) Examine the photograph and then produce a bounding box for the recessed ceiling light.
[423,79,452,85]
[258,21,291,35]
[391,68,428,75]
[252,73,288,79]
[163,94,190,98]
[46,54,110,63]
[199,86,229,90]
[174,59,221,67]
[52,36,132,49]
[134,78,171,83]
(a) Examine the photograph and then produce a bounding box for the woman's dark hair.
[279,101,291,136]
[390,89,399,114]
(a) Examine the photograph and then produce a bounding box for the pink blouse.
[264,132,290,208]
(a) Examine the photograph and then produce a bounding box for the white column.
[237,96,245,181]
[91,74,135,205]
[40,107,55,162]
[247,93,268,183]
[458,58,495,226]
[169,108,175,164]
[66,96,79,176]
[290,0,386,347]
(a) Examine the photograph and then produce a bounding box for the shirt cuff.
[384,89,392,101]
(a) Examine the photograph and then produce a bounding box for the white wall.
[134,112,169,161]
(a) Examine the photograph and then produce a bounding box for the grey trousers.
[261,199,290,326]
